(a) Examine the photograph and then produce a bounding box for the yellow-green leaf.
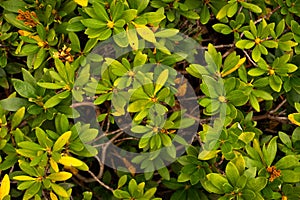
[135,25,156,43]
[0,174,10,200]
[47,172,72,182]
[11,106,25,130]
[52,131,71,152]
[74,0,88,7]
[50,191,58,200]
[51,183,69,198]
[13,175,36,181]
[58,156,84,167]
[154,69,168,95]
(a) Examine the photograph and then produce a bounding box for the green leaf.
[81,19,106,29]
[216,4,230,20]
[263,136,277,167]
[227,90,249,106]
[21,44,39,55]
[4,13,32,31]
[122,9,137,23]
[113,189,131,199]
[225,162,240,186]
[227,2,238,17]
[249,94,260,112]
[155,29,179,38]
[37,82,65,89]
[278,132,292,149]
[0,0,27,12]
[52,131,72,152]
[18,141,44,151]
[33,48,46,69]
[248,68,266,76]
[280,170,300,183]
[198,150,220,160]
[200,5,210,24]
[128,179,138,196]
[12,79,37,98]
[262,40,278,48]
[236,40,255,49]
[239,132,255,144]
[158,166,170,180]
[252,90,273,100]
[137,0,149,13]
[207,173,229,192]
[269,75,282,92]
[143,187,157,199]
[23,182,41,200]
[180,10,200,20]
[240,2,262,13]
[275,155,299,169]
[80,129,98,143]
[117,175,127,189]
[212,24,232,34]
[246,177,267,191]
[93,2,109,21]
[131,125,151,133]
[44,91,70,109]
[252,45,261,62]
[69,32,81,52]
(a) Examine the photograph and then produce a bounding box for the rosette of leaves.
[78,0,165,48]
[176,146,212,185]
[113,175,161,200]
[199,76,249,124]
[245,138,300,184]
[199,120,255,160]
[12,128,89,199]
[278,0,300,20]
[248,54,298,92]
[187,44,247,79]
[202,159,268,200]
[125,67,177,122]
[236,20,278,62]
[130,109,194,180]
[79,1,127,40]
[270,19,298,52]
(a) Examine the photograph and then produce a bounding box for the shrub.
[0,0,300,199]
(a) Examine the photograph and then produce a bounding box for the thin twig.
[202,44,234,50]
[114,137,139,143]
[243,50,258,67]
[87,170,114,192]
[70,102,95,108]
[269,99,287,114]
[254,5,281,24]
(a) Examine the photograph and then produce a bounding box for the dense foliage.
[0,0,300,199]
